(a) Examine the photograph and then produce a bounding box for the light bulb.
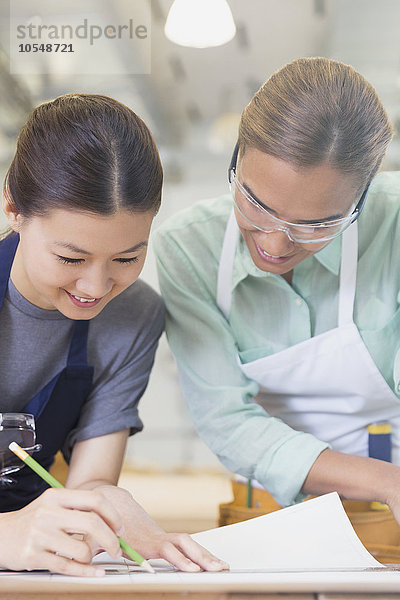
[164,0,236,49]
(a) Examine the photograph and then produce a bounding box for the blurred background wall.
[1,0,400,476]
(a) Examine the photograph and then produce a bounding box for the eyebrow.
[242,181,344,223]
[53,241,148,255]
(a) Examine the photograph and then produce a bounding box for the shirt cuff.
[254,431,331,507]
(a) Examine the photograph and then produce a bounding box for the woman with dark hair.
[0,94,227,575]
[155,58,400,544]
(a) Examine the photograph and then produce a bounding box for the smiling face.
[235,148,362,278]
[5,204,154,319]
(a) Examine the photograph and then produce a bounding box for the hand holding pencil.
[4,442,153,576]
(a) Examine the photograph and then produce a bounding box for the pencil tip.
[141,559,156,574]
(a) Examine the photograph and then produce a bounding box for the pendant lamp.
[164,0,236,48]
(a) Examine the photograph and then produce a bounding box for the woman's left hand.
[90,485,229,572]
[127,530,229,572]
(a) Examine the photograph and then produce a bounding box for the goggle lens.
[230,172,358,244]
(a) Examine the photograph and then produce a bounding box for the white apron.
[217,211,400,463]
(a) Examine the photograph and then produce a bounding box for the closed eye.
[57,255,84,265]
[114,256,139,264]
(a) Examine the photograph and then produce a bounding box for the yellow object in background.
[368,423,391,435]
[49,451,68,486]
[370,501,390,511]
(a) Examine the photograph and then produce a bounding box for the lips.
[65,290,103,308]
[255,243,293,264]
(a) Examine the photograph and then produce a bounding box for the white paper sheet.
[191,491,381,570]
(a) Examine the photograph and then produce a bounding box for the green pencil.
[246,479,252,508]
[9,441,155,573]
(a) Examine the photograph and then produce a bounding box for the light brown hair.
[238,57,393,188]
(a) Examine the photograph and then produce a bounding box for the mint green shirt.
[154,171,400,506]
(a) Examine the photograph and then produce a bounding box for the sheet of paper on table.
[191,491,380,570]
[3,491,400,593]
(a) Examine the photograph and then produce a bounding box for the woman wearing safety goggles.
[154,57,400,556]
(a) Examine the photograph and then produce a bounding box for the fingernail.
[212,560,229,569]
[95,569,105,577]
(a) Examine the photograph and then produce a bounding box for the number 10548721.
[18,43,74,52]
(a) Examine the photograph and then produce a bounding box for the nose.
[257,229,294,257]
[75,264,113,299]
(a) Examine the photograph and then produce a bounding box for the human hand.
[0,488,124,576]
[95,485,229,572]
[132,530,230,572]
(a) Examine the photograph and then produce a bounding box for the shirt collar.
[313,235,341,275]
[233,231,341,289]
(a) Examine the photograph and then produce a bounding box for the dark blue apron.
[0,233,94,512]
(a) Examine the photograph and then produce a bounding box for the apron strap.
[338,222,358,328]
[0,233,19,308]
[67,320,90,366]
[216,210,239,320]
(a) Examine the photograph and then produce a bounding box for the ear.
[2,188,22,232]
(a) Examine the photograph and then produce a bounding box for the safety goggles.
[228,143,369,244]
